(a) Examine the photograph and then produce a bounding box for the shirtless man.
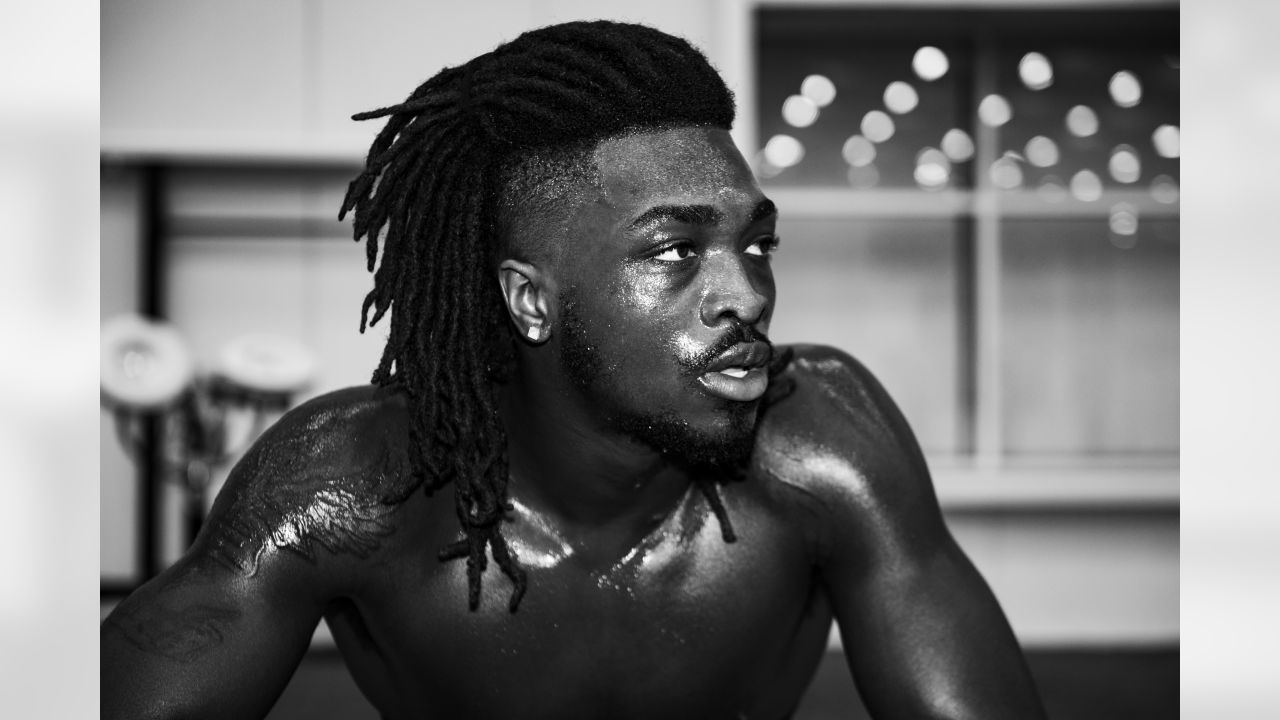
[102,21,1046,719]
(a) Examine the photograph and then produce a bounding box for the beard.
[558,293,761,470]
[613,405,757,469]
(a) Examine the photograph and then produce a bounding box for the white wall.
[100,0,1177,646]
[102,0,729,158]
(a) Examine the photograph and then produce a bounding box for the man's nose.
[699,252,769,327]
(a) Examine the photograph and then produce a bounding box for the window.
[753,6,1178,485]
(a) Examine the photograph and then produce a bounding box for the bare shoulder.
[198,384,421,580]
[758,343,927,476]
[753,344,936,552]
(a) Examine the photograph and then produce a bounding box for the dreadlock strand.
[438,539,468,562]
[354,125,452,250]
[448,161,520,610]
[461,159,514,532]
[366,129,474,393]
[374,131,469,338]
[488,62,607,104]
[487,529,528,613]
[465,532,486,611]
[696,477,738,543]
[366,110,468,174]
[522,47,634,96]
[339,172,375,224]
[488,95,566,129]
[349,114,415,194]
[350,81,459,122]
[423,144,488,512]
[364,138,456,328]
[563,28,663,86]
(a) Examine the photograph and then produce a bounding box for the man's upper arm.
[102,552,322,720]
[101,387,415,720]
[774,346,1045,720]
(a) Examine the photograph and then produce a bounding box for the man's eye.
[654,244,697,262]
[745,235,780,257]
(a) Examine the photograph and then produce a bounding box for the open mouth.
[697,341,772,402]
[698,365,768,402]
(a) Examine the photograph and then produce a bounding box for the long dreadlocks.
[338,21,738,613]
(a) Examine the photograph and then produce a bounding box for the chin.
[617,399,760,470]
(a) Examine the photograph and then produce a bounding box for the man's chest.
[328,493,832,719]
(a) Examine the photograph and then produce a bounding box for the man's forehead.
[589,126,762,214]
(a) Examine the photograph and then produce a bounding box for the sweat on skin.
[102,19,1045,720]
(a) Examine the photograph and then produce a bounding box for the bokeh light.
[1018,52,1054,90]
[978,94,1012,126]
[1109,202,1139,236]
[800,74,837,107]
[941,128,975,162]
[1150,174,1180,204]
[1025,135,1060,167]
[861,110,896,143]
[782,94,819,128]
[1152,124,1180,158]
[841,134,877,167]
[1070,169,1103,201]
[1109,144,1142,183]
[755,160,781,180]
[912,46,949,81]
[1037,175,1068,203]
[914,147,951,189]
[990,154,1023,189]
[884,81,919,114]
[847,164,880,189]
[1109,203,1139,249]
[763,134,805,168]
[1109,70,1143,108]
[1066,105,1100,137]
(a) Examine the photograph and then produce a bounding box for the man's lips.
[703,341,772,374]
[697,341,772,402]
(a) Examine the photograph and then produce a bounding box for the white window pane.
[1000,219,1178,456]
[770,217,966,455]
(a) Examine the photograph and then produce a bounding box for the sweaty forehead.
[589,127,760,214]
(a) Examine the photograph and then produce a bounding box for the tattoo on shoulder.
[205,406,420,575]
[105,563,241,663]
[107,601,241,663]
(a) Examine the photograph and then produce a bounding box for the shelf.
[763,187,1179,219]
[930,459,1178,510]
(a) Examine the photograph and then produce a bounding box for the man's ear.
[498,259,554,343]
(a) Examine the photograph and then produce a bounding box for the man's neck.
[497,366,693,535]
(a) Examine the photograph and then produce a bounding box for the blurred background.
[97,1,1181,717]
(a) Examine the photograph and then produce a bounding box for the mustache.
[679,321,773,375]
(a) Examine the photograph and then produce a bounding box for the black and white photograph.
[0,0,1234,716]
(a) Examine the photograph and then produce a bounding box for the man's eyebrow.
[748,198,778,225]
[627,198,778,231]
[628,204,725,230]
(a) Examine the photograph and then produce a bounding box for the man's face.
[549,126,778,467]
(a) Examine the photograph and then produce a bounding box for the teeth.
[719,367,748,379]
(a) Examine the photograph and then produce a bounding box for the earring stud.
[527,326,542,341]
